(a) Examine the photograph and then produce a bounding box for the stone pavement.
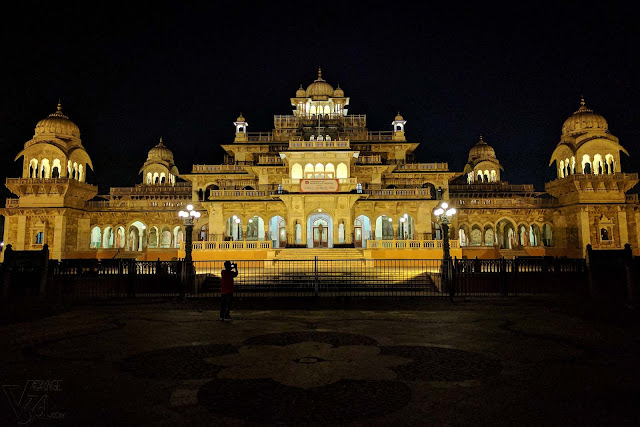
[0,298,639,425]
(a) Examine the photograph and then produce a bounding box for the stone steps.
[274,248,365,260]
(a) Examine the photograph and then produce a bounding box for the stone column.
[618,209,629,247]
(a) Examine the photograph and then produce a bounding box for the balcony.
[356,155,382,165]
[395,163,449,171]
[364,188,434,198]
[288,140,350,150]
[192,164,247,173]
[207,189,270,199]
[258,155,284,165]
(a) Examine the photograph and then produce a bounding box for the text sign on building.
[300,179,339,193]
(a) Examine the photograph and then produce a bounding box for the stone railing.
[258,155,284,165]
[288,140,350,150]
[365,131,394,141]
[188,240,273,250]
[367,239,460,249]
[364,188,433,198]
[356,155,382,164]
[208,189,269,198]
[396,163,449,171]
[192,164,247,173]
[5,199,19,207]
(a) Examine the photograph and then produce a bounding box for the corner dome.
[394,112,404,121]
[306,68,334,99]
[561,97,608,136]
[333,85,344,97]
[34,102,80,138]
[236,113,246,122]
[468,135,496,161]
[296,85,306,97]
[147,138,174,161]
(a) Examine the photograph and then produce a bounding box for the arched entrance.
[354,215,372,248]
[307,213,333,248]
[269,216,287,248]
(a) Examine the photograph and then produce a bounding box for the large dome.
[34,102,80,138]
[306,68,334,99]
[468,135,496,161]
[561,98,608,136]
[147,138,174,161]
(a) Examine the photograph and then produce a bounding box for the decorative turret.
[233,113,248,142]
[463,135,502,183]
[392,112,406,141]
[139,137,179,185]
[550,97,629,178]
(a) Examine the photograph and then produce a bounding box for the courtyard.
[0,297,639,425]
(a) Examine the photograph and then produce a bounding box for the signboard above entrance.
[300,179,339,193]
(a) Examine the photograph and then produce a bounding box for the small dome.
[296,85,306,98]
[148,138,174,161]
[394,112,404,121]
[333,85,344,97]
[306,68,334,99]
[236,113,246,122]
[34,102,80,138]
[468,135,496,161]
[562,98,608,136]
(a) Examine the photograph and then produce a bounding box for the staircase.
[274,248,365,260]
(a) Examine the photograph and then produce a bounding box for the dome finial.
[159,136,164,144]
[318,67,322,79]
[479,134,483,141]
[57,98,62,113]
[580,95,586,108]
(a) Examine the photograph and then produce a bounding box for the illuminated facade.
[2,71,638,261]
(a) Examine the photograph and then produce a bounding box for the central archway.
[307,213,333,248]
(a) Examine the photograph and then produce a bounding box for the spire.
[574,95,592,113]
[57,98,62,113]
[580,95,585,108]
[317,67,323,80]
[158,136,164,146]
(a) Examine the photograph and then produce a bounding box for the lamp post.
[178,204,201,299]
[433,202,457,299]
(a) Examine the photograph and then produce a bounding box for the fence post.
[499,257,507,296]
[512,257,519,296]
[127,259,136,297]
[314,256,319,297]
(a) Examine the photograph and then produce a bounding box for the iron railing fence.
[192,259,444,298]
[2,257,588,300]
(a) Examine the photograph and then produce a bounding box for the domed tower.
[3,101,98,259]
[140,138,179,185]
[549,97,628,178]
[233,113,248,143]
[289,68,350,119]
[15,101,94,181]
[545,98,638,255]
[392,112,407,142]
[463,136,503,183]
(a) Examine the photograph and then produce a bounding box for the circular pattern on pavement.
[242,330,378,347]
[117,344,237,380]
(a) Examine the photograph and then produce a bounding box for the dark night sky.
[2,2,640,198]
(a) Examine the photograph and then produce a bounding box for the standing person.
[220,261,238,321]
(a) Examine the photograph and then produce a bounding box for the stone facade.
[1,70,638,261]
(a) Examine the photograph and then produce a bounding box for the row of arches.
[559,153,616,178]
[309,135,331,141]
[291,163,348,179]
[145,171,176,185]
[90,223,184,250]
[467,169,498,183]
[28,158,84,181]
[457,220,553,249]
[221,213,416,248]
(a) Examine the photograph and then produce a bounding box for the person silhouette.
[220,261,238,321]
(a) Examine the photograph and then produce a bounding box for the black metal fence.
[2,256,588,300]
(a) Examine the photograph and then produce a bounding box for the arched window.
[90,226,102,248]
[593,154,603,175]
[153,172,159,184]
[325,163,335,179]
[605,154,615,174]
[72,162,78,180]
[325,135,331,141]
[571,156,576,174]
[29,159,38,178]
[35,232,44,245]
[160,172,166,184]
[291,163,303,179]
[582,154,592,174]
[336,163,348,179]
[310,135,315,141]
[78,164,84,182]
[147,172,152,184]
[600,228,610,241]
[490,170,497,182]
[314,163,324,179]
[477,170,483,182]
[559,160,565,178]
[40,158,50,178]
[52,159,61,178]
[304,163,314,179]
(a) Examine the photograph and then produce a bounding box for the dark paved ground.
[1,297,639,426]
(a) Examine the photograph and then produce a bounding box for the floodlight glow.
[446,208,456,216]
[434,208,444,216]
[186,204,194,211]
[233,215,237,219]
[441,202,448,209]
[318,209,322,212]
[249,219,253,223]
[400,217,405,222]
[190,211,197,217]
[388,217,392,222]
[195,211,201,218]
[141,225,146,230]
[404,213,408,218]
[179,211,187,217]
[235,218,240,223]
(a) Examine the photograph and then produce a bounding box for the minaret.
[233,113,248,142]
[392,112,406,141]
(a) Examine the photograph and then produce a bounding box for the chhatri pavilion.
[1,69,638,261]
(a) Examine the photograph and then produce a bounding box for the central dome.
[561,98,608,136]
[306,68,334,99]
[34,102,80,138]
[147,138,174,161]
[468,135,496,161]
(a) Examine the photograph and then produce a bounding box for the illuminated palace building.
[2,69,639,261]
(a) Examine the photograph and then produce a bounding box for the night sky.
[2,3,639,198]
